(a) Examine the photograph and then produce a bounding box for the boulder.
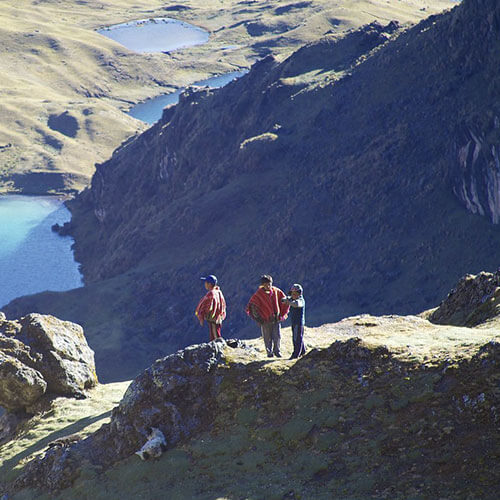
[18,314,97,396]
[0,352,47,411]
[0,334,41,368]
[103,339,227,459]
[0,313,97,412]
[429,272,500,326]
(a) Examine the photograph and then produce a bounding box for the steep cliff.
[7,0,500,382]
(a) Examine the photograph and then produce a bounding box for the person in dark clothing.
[282,283,306,359]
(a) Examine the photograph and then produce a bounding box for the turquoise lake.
[0,196,83,308]
[97,17,209,53]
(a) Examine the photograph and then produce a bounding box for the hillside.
[5,0,500,382]
[2,273,500,498]
[0,0,448,194]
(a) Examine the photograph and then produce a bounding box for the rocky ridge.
[3,272,500,498]
[3,324,499,498]
[429,270,500,326]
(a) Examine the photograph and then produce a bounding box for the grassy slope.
[3,314,500,498]
[0,381,129,485]
[0,0,454,193]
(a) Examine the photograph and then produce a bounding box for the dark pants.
[261,321,281,356]
[208,322,222,341]
[290,324,306,359]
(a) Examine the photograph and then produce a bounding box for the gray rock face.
[0,352,47,411]
[13,340,228,491]
[453,124,500,224]
[429,271,500,326]
[102,339,227,459]
[18,314,97,396]
[0,313,97,412]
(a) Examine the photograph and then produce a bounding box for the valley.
[2,1,500,498]
[0,0,454,194]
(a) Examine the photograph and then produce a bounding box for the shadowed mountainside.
[6,0,500,382]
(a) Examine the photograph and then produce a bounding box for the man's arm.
[248,303,264,324]
[288,297,305,308]
[195,292,214,326]
[277,289,290,319]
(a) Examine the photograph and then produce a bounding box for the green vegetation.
[3,314,499,499]
[0,382,128,484]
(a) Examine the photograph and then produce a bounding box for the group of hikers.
[195,274,306,359]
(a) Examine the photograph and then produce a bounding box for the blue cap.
[200,275,217,285]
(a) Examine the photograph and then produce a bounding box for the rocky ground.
[0,0,452,194]
[0,311,105,489]
[2,272,499,498]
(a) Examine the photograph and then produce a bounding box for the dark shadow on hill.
[0,410,111,478]
[47,111,79,138]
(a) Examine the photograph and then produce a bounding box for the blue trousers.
[290,324,306,359]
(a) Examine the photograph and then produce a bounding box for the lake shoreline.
[0,195,83,308]
[97,17,210,53]
[0,190,74,200]
[128,69,248,123]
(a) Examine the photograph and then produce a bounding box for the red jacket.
[195,286,226,324]
[246,286,289,323]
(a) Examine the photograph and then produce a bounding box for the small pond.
[97,17,209,53]
[0,196,83,308]
[128,70,248,124]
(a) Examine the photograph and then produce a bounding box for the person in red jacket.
[246,274,289,358]
[195,275,226,341]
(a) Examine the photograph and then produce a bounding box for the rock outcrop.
[430,271,500,326]
[7,317,500,498]
[12,339,229,491]
[0,313,97,413]
[453,124,500,224]
[0,353,47,412]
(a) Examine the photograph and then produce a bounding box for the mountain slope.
[2,296,500,499]
[0,0,448,193]
[7,0,500,382]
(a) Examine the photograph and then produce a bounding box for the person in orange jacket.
[246,274,289,357]
[195,275,226,341]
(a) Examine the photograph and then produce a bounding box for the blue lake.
[0,196,83,308]
[128,70,248,124]
[97,17,209,53]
